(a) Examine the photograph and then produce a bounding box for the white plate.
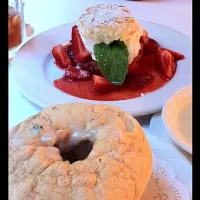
[12,21,192,116]
[162,85,192,154]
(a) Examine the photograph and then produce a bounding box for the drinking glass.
[8,0,25,59]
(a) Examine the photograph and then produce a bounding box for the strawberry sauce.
[54,58,167,101]
[52,26,184,101]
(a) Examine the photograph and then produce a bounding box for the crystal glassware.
[8,0,25,60]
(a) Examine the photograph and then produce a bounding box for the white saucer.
[162,85,192,154]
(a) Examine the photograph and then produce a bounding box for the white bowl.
[162,85,192,154]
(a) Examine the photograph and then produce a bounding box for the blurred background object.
[25,24,34,37]
[9,0,25,59]
[9,0,34,64]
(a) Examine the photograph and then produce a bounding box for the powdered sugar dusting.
[77,3,144,63]
[79,4,133,28]
[77,4,143,44]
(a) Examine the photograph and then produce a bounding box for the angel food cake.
[9,103,153,200]
[52,4,185,100]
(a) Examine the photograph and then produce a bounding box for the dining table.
[9,0,192,197]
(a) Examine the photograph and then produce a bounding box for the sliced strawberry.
[72,25,92,63]
[140,30,148,45]
[138,38,144,55]
[62,41,72,49]
[58,42,77,66]
[156,49,177,80]
[140,36,145,46]
[140,36,144,45]
[129,54,155,73]
[65,65,91,80]
[158,47,185,61]
[52,45,72,69]
[129,56,142,73]
[142,30,148,39]
[92,75,119,94]
[143,38,159,53]
[66,44,77,66]
[127,73,153,89]
[138,48,144,56]
[138,38,144,56]
[79,61,101,75]
[135,73,153,89]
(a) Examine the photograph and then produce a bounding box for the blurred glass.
[8,0,25,59]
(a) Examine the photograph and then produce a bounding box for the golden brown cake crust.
[78,4,143,44]
[9,103,152,200]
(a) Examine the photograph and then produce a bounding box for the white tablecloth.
[9,0,192,128]
[9,0,192,194]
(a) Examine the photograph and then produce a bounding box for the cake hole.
[52,106,60,111]
[60,140,93,164]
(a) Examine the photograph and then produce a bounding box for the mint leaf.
[94,41,128,85]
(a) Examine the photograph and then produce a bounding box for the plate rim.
[161,85,192,154]
[11,20,192,117]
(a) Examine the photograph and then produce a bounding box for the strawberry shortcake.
[52,4,185,100]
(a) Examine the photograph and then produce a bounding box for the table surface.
[9,0,192,195]
[9,0,192,128]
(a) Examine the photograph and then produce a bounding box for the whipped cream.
[77,4,144,64]
[81,27,143,64]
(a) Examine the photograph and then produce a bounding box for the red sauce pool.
[54,54,168,101]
